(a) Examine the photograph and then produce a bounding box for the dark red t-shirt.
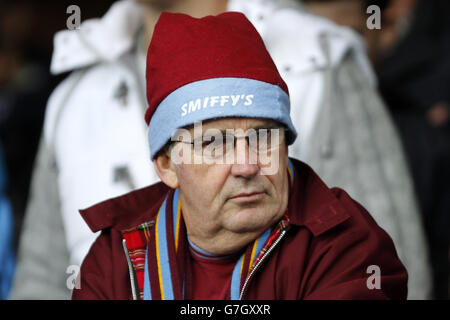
[188,239,241,300]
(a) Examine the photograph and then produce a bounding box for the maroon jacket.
[72,159,408,300]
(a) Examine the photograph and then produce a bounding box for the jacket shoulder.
[79,182,170,233]
[289,158,352,236]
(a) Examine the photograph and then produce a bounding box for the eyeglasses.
[172,127,288,160]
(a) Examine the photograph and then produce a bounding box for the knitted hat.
[146,11,297,159]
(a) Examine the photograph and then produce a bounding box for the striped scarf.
[143,160,295,300]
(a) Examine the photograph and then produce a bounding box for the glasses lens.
[188,127,286,160]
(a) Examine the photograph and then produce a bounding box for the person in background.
[371,0,450,299]
[301,0,391,62]
[11,0,430,300]
[304,0,449,299]
[286,0,431,298]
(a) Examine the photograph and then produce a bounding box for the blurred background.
[0,0,115,254]
[0,0,448,299]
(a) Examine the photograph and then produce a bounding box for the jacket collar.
[80,182,169,233]
[287,159,350,236]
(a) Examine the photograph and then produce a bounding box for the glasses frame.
[172,126,289,160]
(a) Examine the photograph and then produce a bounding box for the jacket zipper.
[239,227,289,300]
[122,239,140,300]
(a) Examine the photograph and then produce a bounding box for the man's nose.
[230,137,259,178]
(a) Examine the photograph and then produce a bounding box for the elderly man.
[73,12,407,300]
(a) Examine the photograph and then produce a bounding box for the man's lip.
[230,191,265,199]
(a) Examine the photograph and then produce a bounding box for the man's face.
[166,117,290,239]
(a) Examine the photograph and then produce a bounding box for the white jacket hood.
[50,0,143,75]
[229,0,376,84]
[51,0,374,83]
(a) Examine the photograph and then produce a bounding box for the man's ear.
[153,151,179,189]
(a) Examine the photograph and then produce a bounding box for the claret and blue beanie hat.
[145,11,297,159]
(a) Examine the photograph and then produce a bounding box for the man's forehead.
[187,117,281,132]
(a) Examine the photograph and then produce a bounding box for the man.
[12,0,428,300]
[73,12,407,300]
